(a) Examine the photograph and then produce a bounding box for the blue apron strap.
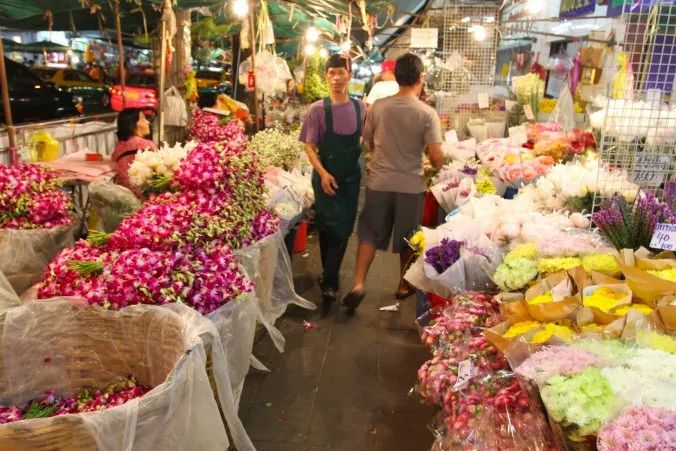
[351,99,362,137]
[322,98,334,138]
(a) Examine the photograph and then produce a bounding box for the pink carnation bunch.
[597,406,676,451]
[0,163,72,229]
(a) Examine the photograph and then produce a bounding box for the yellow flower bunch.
[583,287,627,313]
[540,98,557,113]
[505,243,538,262]
[528,292,553,305]
[582,254,619,274]
[580,323,604,333]
[530,323,575,344]
[574,101,585,114]
[476,178,497,195]
[502,320,540,338]
[407,231,426,255]
[637,330,676,354]
[538,257,582,275]
[646,267,676,282]
[612,303,653,316]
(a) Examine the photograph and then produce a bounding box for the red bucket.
[420,191,439,227]
[293,222,308,254]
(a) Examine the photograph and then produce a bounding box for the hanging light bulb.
[472,25,487,42]
[340,40,352,53]
[319,48,329,59]
[304,44,316,56]
[232,0,248,17]
[525,0,544,15]
[306,26,320,43]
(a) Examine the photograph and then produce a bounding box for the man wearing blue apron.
[299,54,366,308]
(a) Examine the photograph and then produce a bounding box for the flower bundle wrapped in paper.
[430,161,506,212]
[0,163,76,295]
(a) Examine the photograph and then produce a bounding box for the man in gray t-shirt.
[342,53,444,314]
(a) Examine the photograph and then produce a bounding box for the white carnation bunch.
[128,140,196,188]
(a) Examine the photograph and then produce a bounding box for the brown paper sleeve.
[617,261,676,306]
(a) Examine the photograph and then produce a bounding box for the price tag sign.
[523,104,535,120]
[630,154,670,187]
[478,93,490,109]
[453,359,477,391]
[650,223,676,251]
[410,28,439,49]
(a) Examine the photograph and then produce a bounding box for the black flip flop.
[341,289,366,313]
[394,287,416,299]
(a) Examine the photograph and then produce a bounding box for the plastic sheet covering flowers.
[248,127,305,170]
[597,406,676,451]
[0,163,72,229]
[128,140,197,192]
[0,377,148,423]
[0,299,253,450]
[515,345,600,386]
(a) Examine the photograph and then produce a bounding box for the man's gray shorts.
[357,188,425,253]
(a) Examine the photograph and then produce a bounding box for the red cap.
[381,60,395,73]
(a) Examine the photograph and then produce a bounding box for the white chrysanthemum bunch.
[249,127,305,170]
[129,141,197,188]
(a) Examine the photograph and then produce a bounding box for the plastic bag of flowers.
[0,163,77,295]
[429,368,557,451]
[0,298,254,451]
[88,178,142,233]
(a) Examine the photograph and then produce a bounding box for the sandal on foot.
[341,289,366,312]
[394,287,416,299]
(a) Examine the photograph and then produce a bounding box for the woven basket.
[0,301,190,451]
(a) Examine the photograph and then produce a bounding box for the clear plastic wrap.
[88,179,142,233]
[0,225,76,296]
[0,298,254,451]
[0,271,20,313]
[235,231,315,330]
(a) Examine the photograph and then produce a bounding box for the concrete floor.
[238,229,436,451]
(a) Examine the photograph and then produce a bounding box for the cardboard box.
[581,47,605,69]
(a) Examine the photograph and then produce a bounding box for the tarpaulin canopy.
[20,40,72,53]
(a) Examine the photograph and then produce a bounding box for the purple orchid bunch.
[39,240,253,314]
[597,406,676,451]
[0,163,72,229]
[0,376,149,424]
[425,238,465,274]
[188,110,248,144]
[592,188,674,250]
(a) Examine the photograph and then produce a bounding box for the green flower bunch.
[541,367,619,439]
[493,257,538,291]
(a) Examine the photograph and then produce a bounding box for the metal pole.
[113,0,127,109]
[0,36,16,163]
[248,0,260,131]
[158,18,167,144]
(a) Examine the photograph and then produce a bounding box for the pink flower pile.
[417,292,555,450]
[39,241,253,315]
[0,377,148,424]
[0,163,72,229]
[597,406,676,451]
[515,345,600,386]
[188,110,248,144]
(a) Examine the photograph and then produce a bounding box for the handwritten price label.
[630,154,670,188]
[478,93,490,109]
[523,104,535,121]
[453,359,477,391]
[650,223,676,251]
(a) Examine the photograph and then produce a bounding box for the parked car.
[0,58,81,124]
[196,69,232,96]
[31,67,110,111]
[110,73,158,112]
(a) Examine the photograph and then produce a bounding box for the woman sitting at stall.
[111,108,157,198]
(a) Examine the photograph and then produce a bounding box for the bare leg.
[351,241,377,292]
[397,247,416,293]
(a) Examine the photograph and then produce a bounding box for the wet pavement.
[239,228,436,451]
